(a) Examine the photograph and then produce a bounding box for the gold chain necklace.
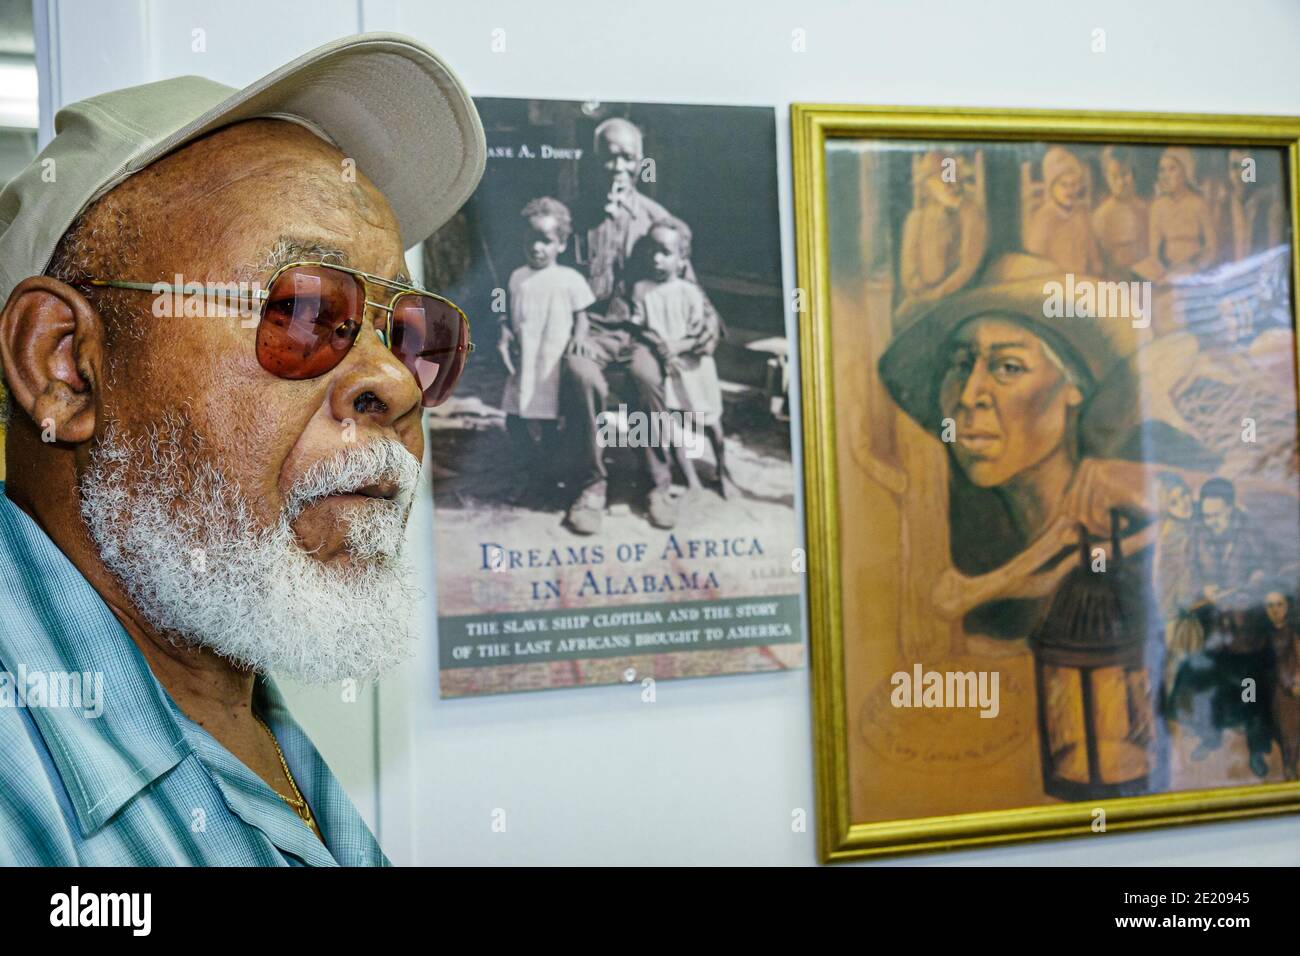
[254,715,321,838]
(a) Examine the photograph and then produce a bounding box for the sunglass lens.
[256,267,364,380]
[390,294,470,407]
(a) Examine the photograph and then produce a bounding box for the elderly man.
[561,117,720,534]
[0,34,484,865]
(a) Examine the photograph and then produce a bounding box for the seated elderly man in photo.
[0,34,484,865]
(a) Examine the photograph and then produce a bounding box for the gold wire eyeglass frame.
[85,259,475,368]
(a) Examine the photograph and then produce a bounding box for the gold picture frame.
[792,103,1300,862]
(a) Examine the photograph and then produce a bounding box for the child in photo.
[629,215,730,498]
[499,197,596,506]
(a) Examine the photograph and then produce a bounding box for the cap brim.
[117,32,485,250]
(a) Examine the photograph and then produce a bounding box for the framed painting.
[792,104,1300,861]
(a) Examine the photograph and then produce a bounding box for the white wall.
[39,0,1300,865]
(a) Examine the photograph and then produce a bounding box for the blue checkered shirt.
[0,484,388,866]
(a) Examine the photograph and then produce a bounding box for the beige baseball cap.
[0,31,485,305]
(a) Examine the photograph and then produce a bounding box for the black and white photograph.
[424,98,803,696]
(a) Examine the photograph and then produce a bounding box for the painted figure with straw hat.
[880,252,1174,636]
[879,251,1193,789]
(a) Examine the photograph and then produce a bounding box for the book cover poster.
[424,98,802,697]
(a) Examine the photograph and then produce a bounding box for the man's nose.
[957,364,993,410]
[327,322,422,428]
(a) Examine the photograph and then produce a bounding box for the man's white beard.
[79,415,423,684]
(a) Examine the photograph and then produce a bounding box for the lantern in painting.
[1030,512,1158,800]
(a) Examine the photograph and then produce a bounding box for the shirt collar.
[0,485,190,835]
[166,678,335,867]
[167,676,387,867]
[253,677,388,866]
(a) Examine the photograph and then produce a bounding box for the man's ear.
[0,276,105,444]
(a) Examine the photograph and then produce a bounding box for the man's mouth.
[956,431,1000,455]
[330,481,399,502]
[304,482,402,512]
[281,439,422,535]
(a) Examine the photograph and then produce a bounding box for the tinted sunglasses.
[87,261,474,407]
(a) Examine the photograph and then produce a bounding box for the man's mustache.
[284,439,421,521]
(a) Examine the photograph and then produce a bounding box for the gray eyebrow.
[238,236,414,288]
[236,236,349,282]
